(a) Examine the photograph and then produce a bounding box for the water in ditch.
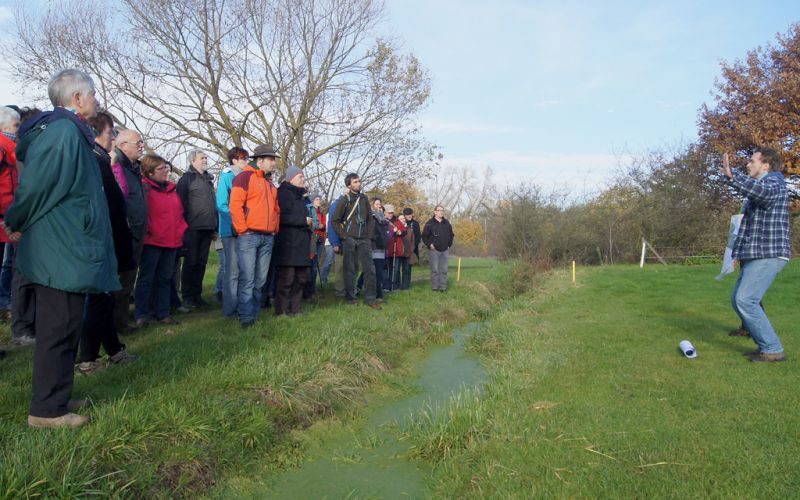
[265,322,487,499]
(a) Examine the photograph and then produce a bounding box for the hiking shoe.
[742,350,761,357]
[214,291,223,304]
[241,321,255,329]
[28,413,91,429]
[746,352,786,363]
[108,348,137,365]
[76,359,107,375]
[368,303,382,310]
[175,305,191,314]
[157,316,180,325]
[729,328,751,337]
[11,335,36,346]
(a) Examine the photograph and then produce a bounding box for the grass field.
[404,261,800,498]
[0,257,512,497]
[2,258,799,498]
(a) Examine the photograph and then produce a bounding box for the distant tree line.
[450,22,800,265]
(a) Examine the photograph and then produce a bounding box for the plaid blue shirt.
[728,171,790,260]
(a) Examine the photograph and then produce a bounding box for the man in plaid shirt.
[721,148,790,362]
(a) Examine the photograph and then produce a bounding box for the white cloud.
[532,99,560,108]
[440,150,632,198]
[419,117,517,134]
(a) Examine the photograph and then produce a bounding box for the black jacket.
[422,217,454,251]
[94,144,135,272]
[274,182,311,267]
[176,166,218,231]
[114,150,148,241]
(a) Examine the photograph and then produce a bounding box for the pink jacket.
[142,177,187,248]
[111,161,130,198]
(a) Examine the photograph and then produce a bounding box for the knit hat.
[284,165,303,183]
[310,192,322,200]
[402,207,413,215]
[384,204,396,213]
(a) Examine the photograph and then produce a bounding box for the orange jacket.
[229,166,280,235]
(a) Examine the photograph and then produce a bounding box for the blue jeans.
[221,237,240,317]
[0,243,13,310]
[215,248,224,294]
[135,245,178,320]
[308,240,324,293]
[732,258,787,354]
[321,245,334,283]
[237,233,274,324]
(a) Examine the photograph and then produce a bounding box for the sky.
[0,0,797,195]
[383,0,799,194]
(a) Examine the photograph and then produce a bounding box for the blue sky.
[0,1,797,194]
[384,0,799,193]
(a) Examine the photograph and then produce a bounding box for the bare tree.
[426,165,496,217]
[12,0,436,193]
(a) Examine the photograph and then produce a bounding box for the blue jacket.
[327,197,342,246]
[728,171,790,260]
[216,165,241,238]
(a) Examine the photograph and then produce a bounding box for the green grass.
[0,257,510,498]
[403,261,800,497]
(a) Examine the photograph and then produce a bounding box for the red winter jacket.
[142,177,187,248]
[386,218,407,257]
[0,134,18,243]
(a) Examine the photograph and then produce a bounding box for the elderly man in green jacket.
[2,69,120,429]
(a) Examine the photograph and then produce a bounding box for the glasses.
[121,140,144,146]
[155,165,170,171]
[435,209,444,212]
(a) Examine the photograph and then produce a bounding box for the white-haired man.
[176,149,217,308]
[3,69,119,428]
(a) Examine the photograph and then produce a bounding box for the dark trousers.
[385,257,397,291]
[395,257,410,290]
[181,229,214,303]
[343,237,375,304]
[114,237,144,331]
[275,266,309,315]
[78,292,124,363]
[30,285,84,418]
[358,258,385,300]
[11,254,36,338]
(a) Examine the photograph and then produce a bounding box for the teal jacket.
[6,112,120,293]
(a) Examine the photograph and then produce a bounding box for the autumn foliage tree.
[699,23,800,174]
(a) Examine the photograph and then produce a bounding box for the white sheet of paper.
[716,214,743,281]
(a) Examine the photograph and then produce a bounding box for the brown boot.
[729,328,750,337]
[28,413,91,429]
[745,352,786,363]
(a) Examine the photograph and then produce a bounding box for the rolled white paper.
[679,340,697,358]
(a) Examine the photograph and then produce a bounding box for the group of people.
[0,68,455,429]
